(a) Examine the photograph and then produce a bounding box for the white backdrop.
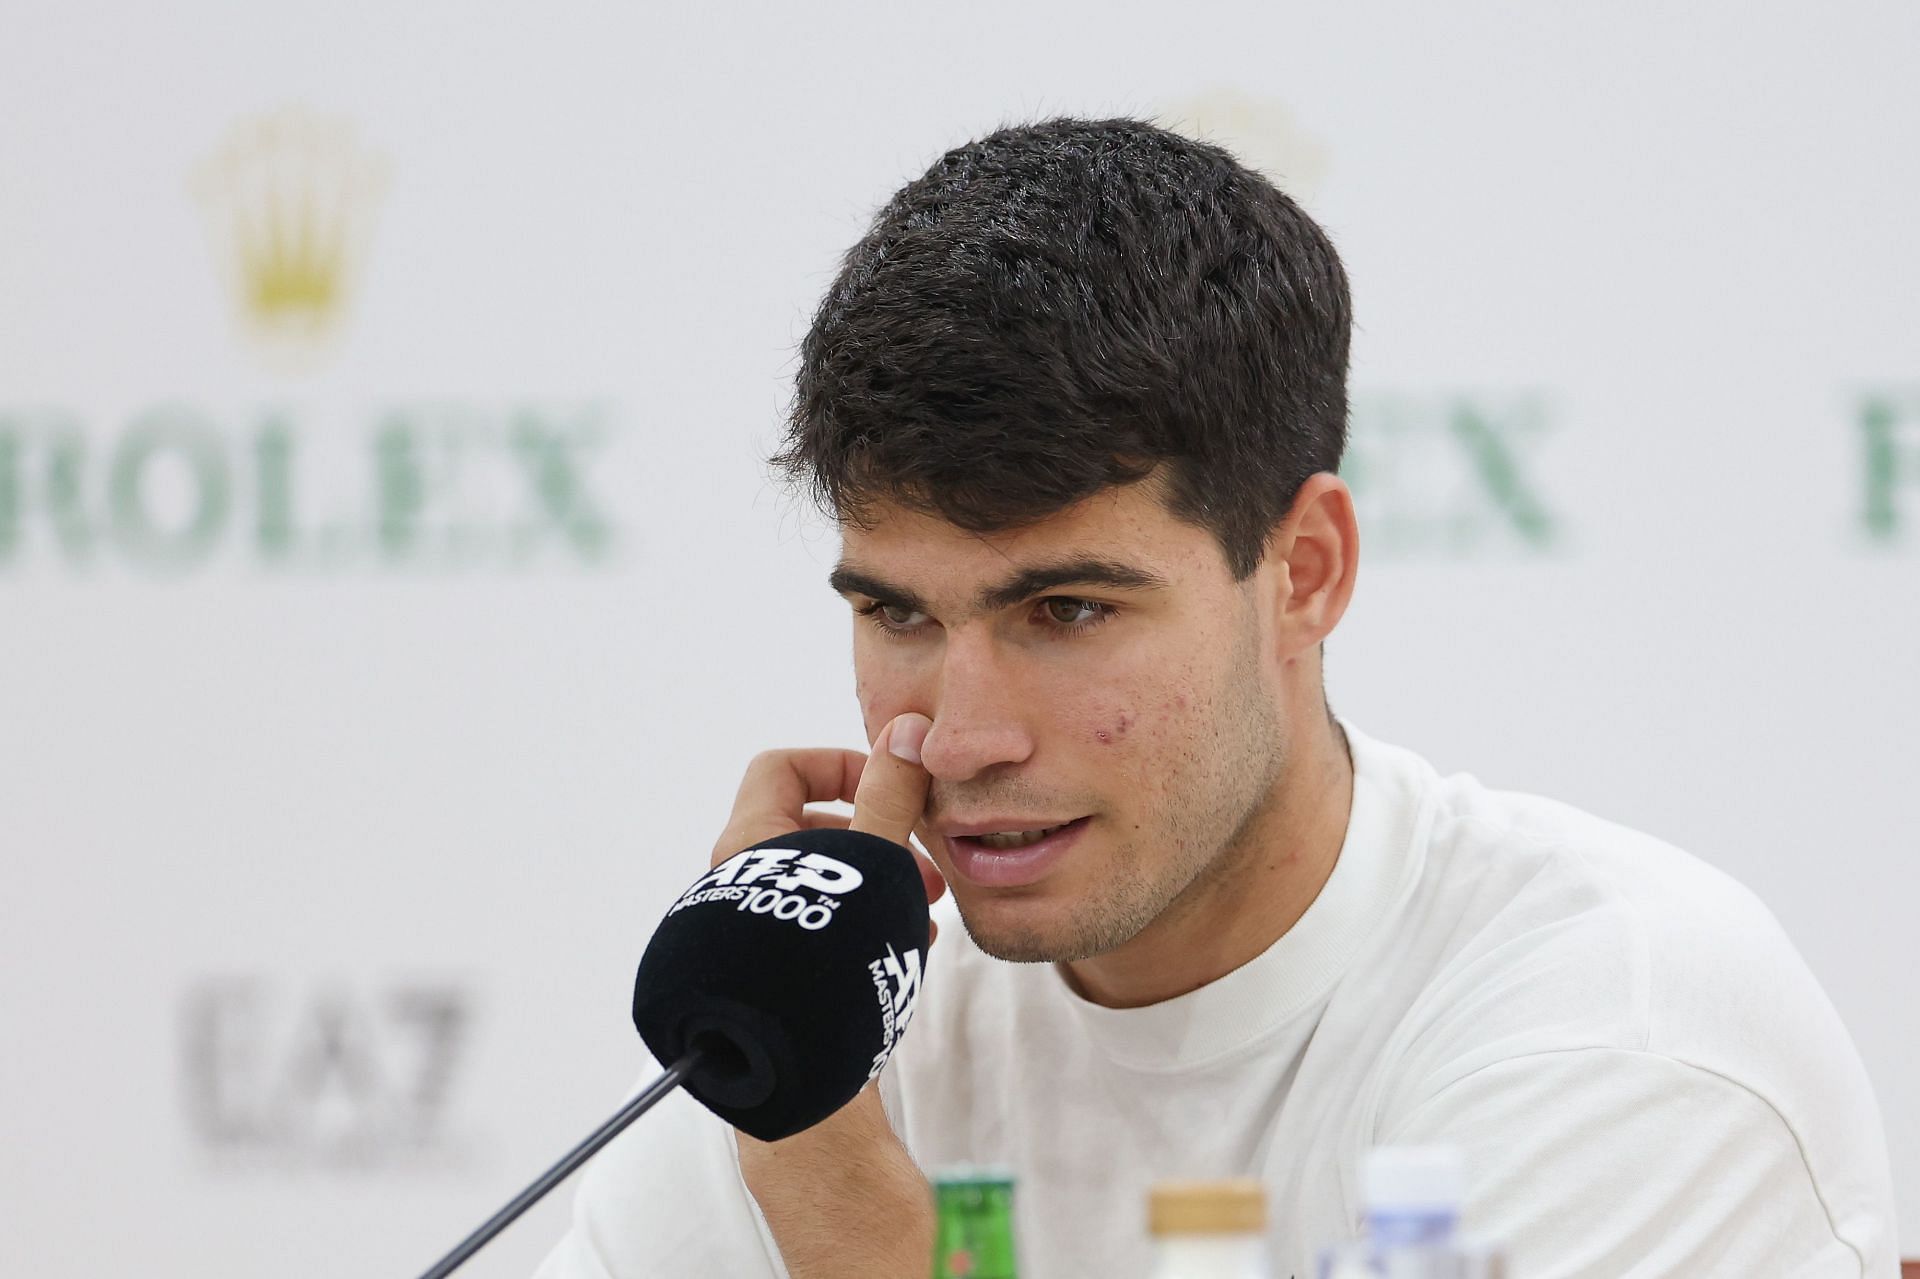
[3,2,1916,1275]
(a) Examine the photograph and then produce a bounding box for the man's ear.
[1263,472,1359,661]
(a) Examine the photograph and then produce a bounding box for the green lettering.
[254,417,299,559]
[1449,401,1555,548]
[509,412,613,560]
[374,420,429,558]
[1859,394,1920,543]
[0,410,101,566]
[110,408,230,570]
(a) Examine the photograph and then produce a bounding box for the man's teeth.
[975,822,1070,851]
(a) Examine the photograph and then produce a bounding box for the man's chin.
[950,893,1118,965]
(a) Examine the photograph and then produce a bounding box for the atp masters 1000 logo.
[0,107,623,577]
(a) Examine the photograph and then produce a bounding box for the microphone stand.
[416,1047,705,1279]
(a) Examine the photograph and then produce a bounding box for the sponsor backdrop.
[3,2,1915,1274]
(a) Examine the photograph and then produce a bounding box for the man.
[538,118,1896,1277]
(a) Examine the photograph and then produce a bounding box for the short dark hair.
[775,116,1352,579]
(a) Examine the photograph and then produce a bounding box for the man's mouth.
[941,816,1092,889]
[971,821,1077,851]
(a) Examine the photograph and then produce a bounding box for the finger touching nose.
[850,713,933,848]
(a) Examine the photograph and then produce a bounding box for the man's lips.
[941,816,1091,889]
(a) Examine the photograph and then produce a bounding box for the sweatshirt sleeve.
[1380,1047,1879,1278]
[533,1074,788,1279]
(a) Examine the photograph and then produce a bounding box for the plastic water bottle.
[1317,1147,1505,1278]
[1146,1179,1273,1279]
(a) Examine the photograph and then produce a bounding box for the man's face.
[832,483,1290,964]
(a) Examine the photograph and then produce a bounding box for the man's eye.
[1042,598,1104,626]
[879,603,925,627]
[853,600,930,634]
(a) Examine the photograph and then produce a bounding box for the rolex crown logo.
[196,108,387,369]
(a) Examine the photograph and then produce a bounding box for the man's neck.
[1060,717,1356,1010]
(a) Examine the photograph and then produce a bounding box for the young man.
[539,119,1896,1277]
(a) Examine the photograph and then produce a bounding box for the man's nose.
[917,631,1035,783]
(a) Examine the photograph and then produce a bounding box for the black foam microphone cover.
[631,828,931,1142]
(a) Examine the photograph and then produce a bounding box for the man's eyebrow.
[974,558,1169,612]
[828,566,929,615]
[829,556,1169,618]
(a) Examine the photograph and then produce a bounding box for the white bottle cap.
[1361,1146,1465,1215]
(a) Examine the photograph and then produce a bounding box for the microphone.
[414,828,931,1279]
[632,827,932,1140]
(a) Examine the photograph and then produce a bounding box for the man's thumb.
[849,713,932,847]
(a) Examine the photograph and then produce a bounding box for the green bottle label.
[932,1174,1018,1279]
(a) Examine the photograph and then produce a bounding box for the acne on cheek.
[1094,692,1189,746]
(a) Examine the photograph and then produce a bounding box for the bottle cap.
[932,1164,1014,1190]
[1362,1146,1465,1215]
[1148,1179,1267,1236]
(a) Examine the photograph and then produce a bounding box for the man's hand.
[711,714,941,1278]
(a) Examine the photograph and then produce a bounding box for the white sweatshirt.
[537,727,1897,1277]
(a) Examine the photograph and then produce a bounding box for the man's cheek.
[1095,700,1188,807]
[1087,706,1138,749]
[852,658,906,742]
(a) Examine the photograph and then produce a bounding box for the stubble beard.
[954,627,1287,965]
